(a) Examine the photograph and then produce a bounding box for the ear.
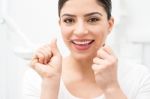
[107,17,114,34]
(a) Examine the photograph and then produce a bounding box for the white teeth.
[72,40,92,45]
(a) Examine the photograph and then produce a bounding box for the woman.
[23,0,150,99]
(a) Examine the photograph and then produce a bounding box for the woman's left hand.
[92,45,119,91]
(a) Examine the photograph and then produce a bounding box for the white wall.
[0,15,25,99]
[116,0,150,69]
[0,0,62,99]
[0,23,7,99]
[7,0,59,43]
[0,0,150,99]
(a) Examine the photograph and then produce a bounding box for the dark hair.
[58,0,112,19]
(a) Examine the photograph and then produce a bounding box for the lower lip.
[72,42,93,51]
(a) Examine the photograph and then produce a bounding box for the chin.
[72,51,96,61]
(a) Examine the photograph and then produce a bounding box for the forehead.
[60,0,106,16]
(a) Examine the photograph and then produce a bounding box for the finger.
[35,52,45,64]
[102,45,118,62]
[93,57,106,65]
[97,48,110,60]
[92,64,105,73]
[40,46,52,64]
[103,45,114,55]
[33,63,48,77]
[30,57,38,69]
[92,64,99,70]
[35,44,53,64]
[50,38,60,56]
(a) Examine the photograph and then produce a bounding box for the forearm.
[40,78,60,99]
[104,84,127,99]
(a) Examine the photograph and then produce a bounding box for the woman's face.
[59,0,114,59]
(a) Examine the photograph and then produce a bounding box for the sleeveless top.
[59,78,105,99]
[22,60,150,99]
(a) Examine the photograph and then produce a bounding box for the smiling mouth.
[71,40,95,46]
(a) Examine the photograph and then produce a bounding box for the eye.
[88,17,100,23]
[63,18,75,24]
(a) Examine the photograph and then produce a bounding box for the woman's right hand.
[30,39,62,99]
[31,39,62,79]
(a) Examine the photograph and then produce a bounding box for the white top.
[22,60,150,99]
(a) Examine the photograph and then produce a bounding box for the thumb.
[50,38,60,56]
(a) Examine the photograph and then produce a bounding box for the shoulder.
[118,59,150,80]
[118,59,150,98]
[23,67,42,85]
[22,68,69,99]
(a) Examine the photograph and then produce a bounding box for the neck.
[62,55,96,84]
[64,54,95,78]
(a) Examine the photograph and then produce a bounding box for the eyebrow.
[61,12,103,17]
[61,14,76,17]
[84,12,103,17]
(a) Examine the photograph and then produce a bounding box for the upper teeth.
[72,40,92,45]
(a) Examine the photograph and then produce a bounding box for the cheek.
[92,28,108,45]
[92,27,107,38]
[61,26,72,41]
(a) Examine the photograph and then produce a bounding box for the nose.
[73,21,88,36]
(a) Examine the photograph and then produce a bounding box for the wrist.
[41,77,61,99]
[103,83,127,99]
[41,70,61,80]
[42,76,61,86]
[104,83,120,93]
